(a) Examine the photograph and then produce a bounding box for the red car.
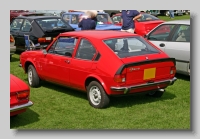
[10,74,33,116]
[20,30,177,108]
[111,12,164,36]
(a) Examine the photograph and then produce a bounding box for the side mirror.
[143,34,147,38]
[65,52,72,57]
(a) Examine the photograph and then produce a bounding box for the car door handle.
[65,60,70,64]
[159,43,165,47]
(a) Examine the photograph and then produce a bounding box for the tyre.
[165,11,170,16]
[87,81,110,108]
[146,90,164,98]
[27,65,40,87]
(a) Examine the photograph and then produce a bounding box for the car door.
[10,18,24,48]
[146,24,177,52]
[69,38,98,90]
[164,24,190,74]
[39,36,78,86]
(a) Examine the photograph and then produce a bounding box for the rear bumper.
[110,77,177,94]
[10,101,33,112]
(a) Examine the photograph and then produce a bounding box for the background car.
[144,19,190,76]
[61,11,121,31]
[111,12,164,36]
[19,30,177,109]
[10,34,16,61]
[10,15,74,52]
[10,10,45,22]
[10,74,33,116]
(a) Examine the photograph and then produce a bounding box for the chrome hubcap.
[89,86,101,105]
[28,69,33,85]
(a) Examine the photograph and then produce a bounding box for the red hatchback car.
[111,12,164,36]
[20,30,177,108]
[10,74,33,116]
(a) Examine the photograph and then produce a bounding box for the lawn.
[158,14,190,21]
[10,53,190,129]
[10,14,190,129]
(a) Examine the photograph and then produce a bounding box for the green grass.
[10,54,190,129]
[157,14,190,21]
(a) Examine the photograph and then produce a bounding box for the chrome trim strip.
[10,101,33,112]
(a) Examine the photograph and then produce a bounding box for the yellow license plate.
[143,68,156,80]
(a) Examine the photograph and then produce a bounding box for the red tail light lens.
[170,66,176,76]
[114,68,127,83]
[38,37,52,43]
[17,91,30,100]
[10,35,14,42]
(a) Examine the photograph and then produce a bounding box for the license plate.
[46,37,51,40]
[143,68,156,80]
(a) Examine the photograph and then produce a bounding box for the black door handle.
[159,43,165,47]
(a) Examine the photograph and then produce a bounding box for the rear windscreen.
[103,36,160,58]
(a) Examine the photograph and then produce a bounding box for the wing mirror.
[42,49,47,55]
[143,34,147,38]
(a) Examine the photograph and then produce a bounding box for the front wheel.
[27,65,40,87]
[87,81,110,109]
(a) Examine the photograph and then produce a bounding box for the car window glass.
[137,13,159,22]
[48,37,78,57]
[148,24,175,41]
[21,19,32,32]
[97,14,113,24]
[104,36,159,58]
[10,19,24,31]
[36,18,70,31]
[62,14,71,24]
[172,25,190,42]
[112,16,121,24]
[75,39,96,60]
[71,15,79,24]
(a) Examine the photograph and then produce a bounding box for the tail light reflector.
[38,37,52,43]
[17,91,30,100]
[170,66,176,75]
[114,68,127,83]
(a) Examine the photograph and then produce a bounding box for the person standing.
[78,11,96,30]
[169,10,174,19]
[121,10,142,33]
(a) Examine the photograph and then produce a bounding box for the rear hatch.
[120,54,175,85]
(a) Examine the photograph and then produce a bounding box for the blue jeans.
[25,40,30,50]
[169,10,174,18]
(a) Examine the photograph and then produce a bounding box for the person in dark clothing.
[78,11,96,30]
[121,10,142,33]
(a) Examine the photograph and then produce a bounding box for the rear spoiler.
[116,58,176,74]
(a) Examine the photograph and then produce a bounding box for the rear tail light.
[114,68,127,83]
[38,37,52,43]
[10,35,14,42]
[170,66,176,75]
[16,90,30,100]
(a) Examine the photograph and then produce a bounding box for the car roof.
[60,30,139,40]
[15,16,61,19]
[161,19,190,25]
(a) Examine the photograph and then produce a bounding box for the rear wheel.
[27,65,40,87]
[87,81,110,108]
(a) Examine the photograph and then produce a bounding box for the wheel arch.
[85,75,110,95]
[24,60,37,73]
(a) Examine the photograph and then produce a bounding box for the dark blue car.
[61,12,122,31]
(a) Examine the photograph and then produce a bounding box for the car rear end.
[103,36,177,95]
[10,74,33,116]
[10,34,16,56]
[32,17,75,49]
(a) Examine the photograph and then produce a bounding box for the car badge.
[129,67,140,72]
[146,56,149,60]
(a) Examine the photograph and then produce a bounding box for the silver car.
[10,34,16,60]
[144,20,190,76]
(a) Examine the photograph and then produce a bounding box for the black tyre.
[87,81,110,108]
[27,65,40,87]
[146,90,164,98]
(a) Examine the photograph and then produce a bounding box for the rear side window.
[21,19,32,32]
[104,36,159,58]
[35,18,71,31]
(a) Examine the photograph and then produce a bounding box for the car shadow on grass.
[10,109,39,129]
[109,90,176,108]
[175,73,190,81]
[10,56,20,62]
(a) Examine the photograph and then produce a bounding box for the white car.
[144,19,190,76]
